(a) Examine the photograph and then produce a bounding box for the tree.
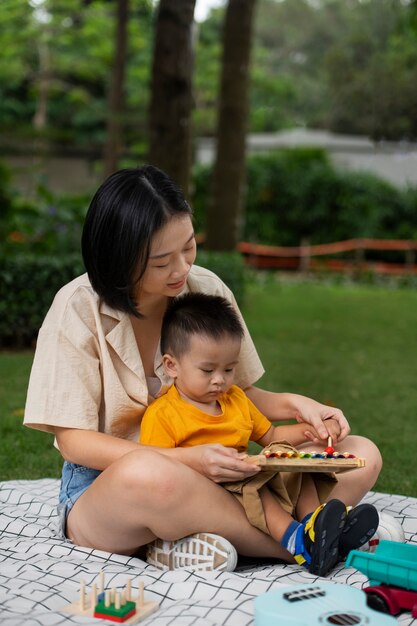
[103,0,129,177]
[0,0,153,153]
[324,0,417,140]
[148,0,196,196]
[205,0,257,251]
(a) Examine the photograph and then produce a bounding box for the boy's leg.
[293,474,380,562]
[298,435,382,506]
[260,485,346,576]
[294,473,322,521]
[260,474,320,540]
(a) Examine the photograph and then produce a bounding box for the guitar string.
[284,589,365,625]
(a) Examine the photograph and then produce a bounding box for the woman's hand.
[293,397,350,442]
[245,387,350,443]
[302,417,342,445]
[175,443,261,483]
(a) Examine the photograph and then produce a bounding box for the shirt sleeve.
[246,394,273,442]
[24,287,102,434]
[140,400,177,448]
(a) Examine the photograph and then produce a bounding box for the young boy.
[140,293,378,576]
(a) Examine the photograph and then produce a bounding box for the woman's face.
[139,215,196,299]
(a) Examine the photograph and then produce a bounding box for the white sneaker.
[358,511,405,552]
[146,532,238,572]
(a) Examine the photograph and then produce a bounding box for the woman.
[24,165,382,571]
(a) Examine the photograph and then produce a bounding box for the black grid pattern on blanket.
[0,479,416,625]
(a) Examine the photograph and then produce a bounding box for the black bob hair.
[161,292,244,358]
[81,165,193,317]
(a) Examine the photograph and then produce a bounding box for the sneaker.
[339,503,379,559]
[146,532,238,572]
[295,499,347,577]
[357,510,405,553]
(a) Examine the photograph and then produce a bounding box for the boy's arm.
[256,417,341,449]
[246,388,323,448]
[245,386,350,441]
[256,422,318,448]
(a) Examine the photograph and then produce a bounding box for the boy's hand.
[185,444,261,483]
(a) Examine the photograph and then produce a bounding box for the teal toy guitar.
[254,582,397,625]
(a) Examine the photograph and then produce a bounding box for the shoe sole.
[339,503,380,558]
[146,532,238,572]
[308,499,347,577]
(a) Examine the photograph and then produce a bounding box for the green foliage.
[2,181,89,256]
[324,0,417,139]
[0,254,84,347]
[0,0,153,149]
[0,161,14,239]
[193,8,223,137]
[192,148,417,246]
[196,250,248,306]
[0,0,416,148]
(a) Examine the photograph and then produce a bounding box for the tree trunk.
[103,0,129,179]
[33,39,51,131]
[148,0,196,197]
[205,0,257,251]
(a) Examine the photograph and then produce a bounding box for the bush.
[0,251,248,347]
[191,148,417,246]
[0,254,84,347]
[196,250,248,306]
[2,183,89,257]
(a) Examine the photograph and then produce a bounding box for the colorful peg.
[324,435,335,455]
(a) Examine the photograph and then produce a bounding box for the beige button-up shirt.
[24,265,264,442]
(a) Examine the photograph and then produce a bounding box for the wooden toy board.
[63,600,159,623]
[246,454,365,473]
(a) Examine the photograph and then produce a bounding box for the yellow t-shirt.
[140,384,272,451]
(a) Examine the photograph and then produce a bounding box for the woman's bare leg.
[298,435,382,506]
[67,448,291,559]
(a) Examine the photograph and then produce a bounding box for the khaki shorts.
[222,441,337,535]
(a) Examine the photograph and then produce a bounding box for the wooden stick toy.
[63,572,159,623]
[246,441,365,474]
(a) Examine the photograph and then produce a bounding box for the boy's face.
[164,333,241,404]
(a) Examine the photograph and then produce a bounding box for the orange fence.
[236,239,417,274]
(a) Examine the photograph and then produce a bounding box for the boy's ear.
[163,353,178,378]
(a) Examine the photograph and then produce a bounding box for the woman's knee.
[112,449,184,503]
[347,435,382,473]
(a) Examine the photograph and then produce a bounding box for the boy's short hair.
[161,293,244,358]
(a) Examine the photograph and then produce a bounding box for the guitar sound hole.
[326,614,361,625]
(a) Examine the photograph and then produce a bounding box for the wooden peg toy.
[63,572,159,623]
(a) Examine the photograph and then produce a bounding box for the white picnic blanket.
[0,479,416,625]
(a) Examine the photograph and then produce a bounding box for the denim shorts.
[57,461,101,539]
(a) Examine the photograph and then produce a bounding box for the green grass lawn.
[0,351,63,480]
[1,277,416,496]
[244,278,417,497]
